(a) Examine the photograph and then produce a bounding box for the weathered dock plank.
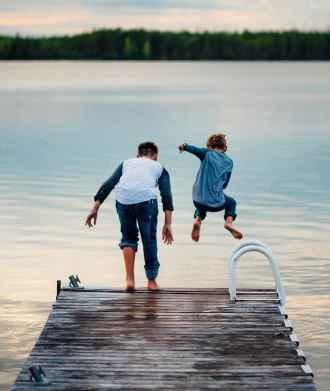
[11,288,316,390]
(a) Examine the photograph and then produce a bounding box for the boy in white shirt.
[86,142,174,291]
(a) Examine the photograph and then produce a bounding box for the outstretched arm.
[178,143,208,161]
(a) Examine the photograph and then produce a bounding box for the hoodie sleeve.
[183,144,208,161]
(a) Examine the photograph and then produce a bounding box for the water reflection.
[0,61,330,390]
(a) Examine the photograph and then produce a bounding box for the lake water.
[0,61,329,390]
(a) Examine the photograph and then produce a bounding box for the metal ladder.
[228,240,285,306]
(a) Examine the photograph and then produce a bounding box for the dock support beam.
[56,280,61,299]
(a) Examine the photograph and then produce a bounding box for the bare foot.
[224,222,243,239]
[147,279,164,291]
[191,221,201,242]
[125,279,136,291]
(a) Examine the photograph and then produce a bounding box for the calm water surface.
[0,61,329,390]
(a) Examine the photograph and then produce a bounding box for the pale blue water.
[0,61,330,390]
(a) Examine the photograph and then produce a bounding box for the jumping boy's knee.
[224,195,236,206]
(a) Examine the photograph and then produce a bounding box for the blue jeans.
[194,196,237,221]
[116,199,159,280]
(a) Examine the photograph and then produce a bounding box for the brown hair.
[138,141,159,157]
[206,134,227,150]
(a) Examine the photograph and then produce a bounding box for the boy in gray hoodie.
[178,134,242,242]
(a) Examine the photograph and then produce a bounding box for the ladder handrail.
[228,240,272,267]
[228,242,285,307]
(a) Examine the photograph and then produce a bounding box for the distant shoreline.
[1,28,330,61]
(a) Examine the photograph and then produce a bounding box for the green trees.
[0,29,329,60]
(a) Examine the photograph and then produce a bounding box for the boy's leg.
[123,247,136,291]
[192,201,207,242]
[136,200,163,291]
[222,196,243,239]
[116,201,139,291]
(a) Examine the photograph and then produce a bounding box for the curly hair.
[206,134,227,150]
[138,141,159,157]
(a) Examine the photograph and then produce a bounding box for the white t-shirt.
[115,157,163,205]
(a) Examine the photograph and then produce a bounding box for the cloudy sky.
[1,0,329,37]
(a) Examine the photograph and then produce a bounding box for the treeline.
[1,29,330,60]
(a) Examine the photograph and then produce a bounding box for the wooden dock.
[11,287,317,390]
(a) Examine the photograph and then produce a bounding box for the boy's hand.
[85,208,98,228]
[178,142,187,153]
[86,200,101,228]
[162,224,173,245]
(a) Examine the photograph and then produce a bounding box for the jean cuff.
[194,209,206,221]
[119,242,138,252]
[145,267,159,280]
[224,213,237,222]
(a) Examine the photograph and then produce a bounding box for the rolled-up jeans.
[116,199,159,280]
[193,196,237,221]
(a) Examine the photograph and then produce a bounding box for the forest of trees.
[1,29,330,60]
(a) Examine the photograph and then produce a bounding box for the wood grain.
[11,288,316,390]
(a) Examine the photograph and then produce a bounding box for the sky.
[0,0,330,37]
